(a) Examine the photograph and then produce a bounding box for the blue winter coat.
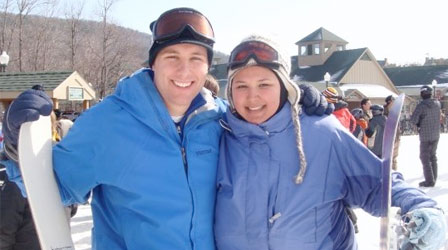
[50,69,226,249]
[215,103,436,250]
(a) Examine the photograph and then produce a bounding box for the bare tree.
[96,0,117,99]
[1,0,12,50]
[28,0,59,71]
[0,0,17,53]
[0,0,149,92]
[16,0,40,71]
[64,0,84,70]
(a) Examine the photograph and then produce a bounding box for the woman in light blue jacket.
[214,35,446,250]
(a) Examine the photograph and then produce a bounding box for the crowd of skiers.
[321,89,387,158]
[0,7,446,250]
[322,84,442,188]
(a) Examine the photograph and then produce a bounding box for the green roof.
[296,27,348,44]
[384,65,448,86]
[0,71,73,91]
[291,48,367,82]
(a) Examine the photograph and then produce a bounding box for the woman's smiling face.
[231,66,281,124]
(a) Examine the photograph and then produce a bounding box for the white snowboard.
[18,115,75,250]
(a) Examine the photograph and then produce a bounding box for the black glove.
[2,85,53,161]
[299,84,334,115]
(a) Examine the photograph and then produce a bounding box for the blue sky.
[80,0,447,65]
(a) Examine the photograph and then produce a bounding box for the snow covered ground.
[71,134,448,249]
[356,133,448,249]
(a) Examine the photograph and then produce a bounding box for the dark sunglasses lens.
[155,11,214,40]
[231,42,277,64]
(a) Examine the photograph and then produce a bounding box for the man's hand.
[299,84,334,116]
[2,85,53,161]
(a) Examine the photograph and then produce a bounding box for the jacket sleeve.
[52,107,107,206]
[391,172,437,214]
[332,127,436,217]
[410,104,422,127]
[330,127,383,215]
[349,112,357,133]
[365,118,378,137]
[1,159,27,197]
[0,114,97,205]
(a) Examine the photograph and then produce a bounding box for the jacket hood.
[334,100,348,111]
[421,99,439,109]
[225,103,293,138]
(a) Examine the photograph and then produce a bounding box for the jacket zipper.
[177,124,194,249]
[269,212,282,224]
[181,147,188,175]
[177,125,188,175]
[178,108,220,250]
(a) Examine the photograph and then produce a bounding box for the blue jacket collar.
[225,103,293,138]
[111,68,221,126]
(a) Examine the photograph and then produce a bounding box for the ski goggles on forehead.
[228,41,280,70]
[152,8,215,43]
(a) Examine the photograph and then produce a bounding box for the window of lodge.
[313,44,320,55]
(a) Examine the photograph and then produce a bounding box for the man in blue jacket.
[1,8,330,250]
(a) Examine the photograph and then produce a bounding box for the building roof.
[0,71,96,101]
[296,27,348,44]
[0,71,73,91]
[396,82,448,98]
[340,83,397,99]
[291,48,367,82]
[384,65,448,86]
[377,60,387,67]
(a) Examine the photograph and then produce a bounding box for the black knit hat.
[370,104,384,116]
[351,108,363,119]
[385,95,395,104]
[420,85,433,99]
[148,8,215,67]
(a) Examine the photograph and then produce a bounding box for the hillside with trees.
[1,0,152,99]
[0,0,229,100]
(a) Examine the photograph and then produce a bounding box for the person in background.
[0,86,81,250]
[0,159,41,250]
[410,85,441,187]
[0,8,330,249]
[384,95,400,170]
[351,108,368,146]
[53,109,74,139]
[0,86,43,250]
[440,110,446,133]
[383,95,394,117]
[365,104,386,158]
[204,74,220,97]
[51,111,62,142]
[50,109,78,218]
[322,87,360,232]
[360,98,372,122]
[214,35,446,250]
[322,87,356,133]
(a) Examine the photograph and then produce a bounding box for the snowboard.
[18,115,75,250]
[379,94,405,250]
